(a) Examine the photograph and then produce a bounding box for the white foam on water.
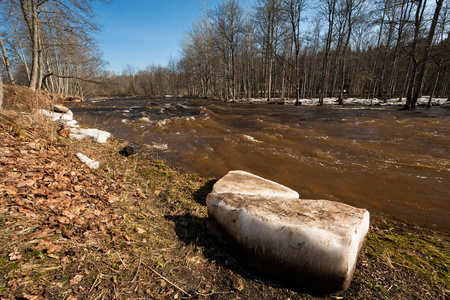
[138,117,151,123]
[176,104,189,109]
[145,142,169,151]
[242,134,262,143]
[155,116,197,128]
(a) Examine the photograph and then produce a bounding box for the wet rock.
[206,170,370,296]
[57,124,71,137]
[119,146,135,157]
[52,104,70,114]
[65,96,83,102]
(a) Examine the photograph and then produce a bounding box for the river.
[67,98,450,232]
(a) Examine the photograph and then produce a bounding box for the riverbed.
[67,98,450,232]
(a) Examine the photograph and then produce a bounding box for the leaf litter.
[0,116,449,300]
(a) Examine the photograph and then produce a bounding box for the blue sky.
[93,0,230,74]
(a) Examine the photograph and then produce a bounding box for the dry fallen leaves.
[61,227,75,239]
[22,294,44,300]
[9,249,22,261]
[28,228,55,240]
[70,274,84,286]
[135,227,146,234]
[32,239,62,254]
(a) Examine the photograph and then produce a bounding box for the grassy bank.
[0,86,449,299]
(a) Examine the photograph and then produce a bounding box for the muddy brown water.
[67,98,450,232]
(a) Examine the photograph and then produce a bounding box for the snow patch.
[70,128,111,143]
[76,153,99,169]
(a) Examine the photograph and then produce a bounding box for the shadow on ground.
[164,181,320,297]
[191,179,217,206]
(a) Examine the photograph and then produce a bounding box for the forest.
[0,0,449,110]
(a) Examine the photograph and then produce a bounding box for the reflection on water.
[67,98,450,232]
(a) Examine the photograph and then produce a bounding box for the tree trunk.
[0,75,3,109]
[411,0,444,108]
[37,36,44,91]
[268,55,273,101]
[319,0,336,105]
[427,67,440,108]
[404,0,427,109]
[12,20,31,82]
[20,0,40,92]
[399,59,412,102]
[387,0,412,99]
[231,47,236,101]
[377,23,394,99]
[0,36,16,85]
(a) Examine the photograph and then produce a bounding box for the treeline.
[1,0,449,110]
[0,0,107,99]
[92,0,450,110]
[179,0,450,110]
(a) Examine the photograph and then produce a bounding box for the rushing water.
[67,98,450,232]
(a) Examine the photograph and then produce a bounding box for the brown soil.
[0,107,449,299]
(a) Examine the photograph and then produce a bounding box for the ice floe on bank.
[239,97,449,107]
[69,128,111,144]
[37,105,113,170]
[37,107,112,144]
[37,109,76,123]
[76,153,100,169]
[207,170,370,295]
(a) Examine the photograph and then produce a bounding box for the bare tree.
[0,0,109,94]
[255,0,284,101]
[78,0,450,106]
[18,0,39,91]
[0,34,15,84]
[337,0,366,102]
[406,0,445,109]
[211,0,244,102]
[403,0,428,108]
[181,7,216,98]
[283,0,307,104]
[318,0,337,105]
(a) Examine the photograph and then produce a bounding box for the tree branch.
[43,72,102,84]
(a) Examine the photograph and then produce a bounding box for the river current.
[67,98,450,232]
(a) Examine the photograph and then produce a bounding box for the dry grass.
[2,86,52,112]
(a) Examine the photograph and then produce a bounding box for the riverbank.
[67,96,450,232]
[0,108,448,299]
[0,85,449,299]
